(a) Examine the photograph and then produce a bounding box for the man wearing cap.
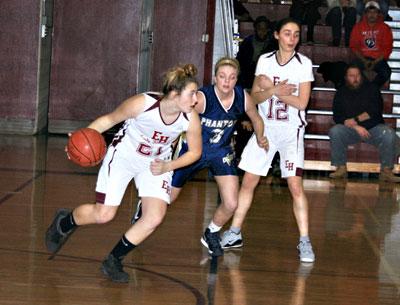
[349,1,393,87]
[356,0,390,21]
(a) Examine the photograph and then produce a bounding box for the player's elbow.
[297,100,309,111]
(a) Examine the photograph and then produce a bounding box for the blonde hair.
[214,57,240,75]
[162,63,198,95]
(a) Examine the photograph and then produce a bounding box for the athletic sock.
[110,235,136,260]
[59,211,77,234]
[300,236,310,243]
[208,221,222,233]
[230,226,241,234]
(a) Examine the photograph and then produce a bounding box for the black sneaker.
[200,228,223,257]
[130,199,142,224]
[101,254,129,283]
[45,208,76,254]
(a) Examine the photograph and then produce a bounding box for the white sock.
[208,221,221,233]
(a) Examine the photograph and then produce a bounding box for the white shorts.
[95,147,172,206]
[239,126,304,178]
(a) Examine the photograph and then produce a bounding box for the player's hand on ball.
[257,135,269,151]
[150,159,170,175]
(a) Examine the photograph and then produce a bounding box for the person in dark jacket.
[328,64,400,182]
[235,16,276,160]
[236,16,276,90]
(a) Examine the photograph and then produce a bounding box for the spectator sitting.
[325,0,357,47]
[349,1,393,87]
[289,0,324,45]
[328,64,400,182]
[236,16,276,89]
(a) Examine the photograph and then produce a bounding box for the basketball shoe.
[220,229,243,249]
[45,209,76,254]
[201,228,223,257]
[101,254,129,283]
[297,240,315,263]
[130,199,142,224]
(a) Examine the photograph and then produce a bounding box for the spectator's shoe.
[130,199,142,224]
[45,208,76,254]
[380,168,400,183]
[201,228,223,257]
[220,230,243,249]
[101,254,129,283]
[329,166,347,179]
[297,241,315,263]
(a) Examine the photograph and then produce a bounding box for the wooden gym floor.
[0,134,399,305]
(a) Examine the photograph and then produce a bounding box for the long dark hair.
[274,17,302,51]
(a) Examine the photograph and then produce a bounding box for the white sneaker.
[297,241,315,263]
[220,230,243,249]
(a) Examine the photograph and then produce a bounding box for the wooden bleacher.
[238,1,400,174]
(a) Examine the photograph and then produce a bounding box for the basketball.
[67,128,107,167]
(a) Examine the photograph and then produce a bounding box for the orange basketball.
[67,128,107,167]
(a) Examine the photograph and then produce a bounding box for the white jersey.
[255,51,314,129]
[111,92,191,163]
[96,92,191,205]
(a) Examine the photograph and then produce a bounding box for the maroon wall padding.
[49,0,142,123]
[0,1,40,119]
[151,1,208,91]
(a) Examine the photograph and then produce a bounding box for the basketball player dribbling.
[45,64,202,283]
[221,18,316,263]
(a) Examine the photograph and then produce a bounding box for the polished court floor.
[0,134,399,305]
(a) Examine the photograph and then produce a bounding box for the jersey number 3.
[210,128,225,144]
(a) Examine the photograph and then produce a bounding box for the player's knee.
[95,209,116,224]
[289,184,304,199]
[144,213,165,231]
[223,200,238,213]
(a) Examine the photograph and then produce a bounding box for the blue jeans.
[329,124,397,169]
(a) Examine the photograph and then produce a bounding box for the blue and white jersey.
[198,85,247,150]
